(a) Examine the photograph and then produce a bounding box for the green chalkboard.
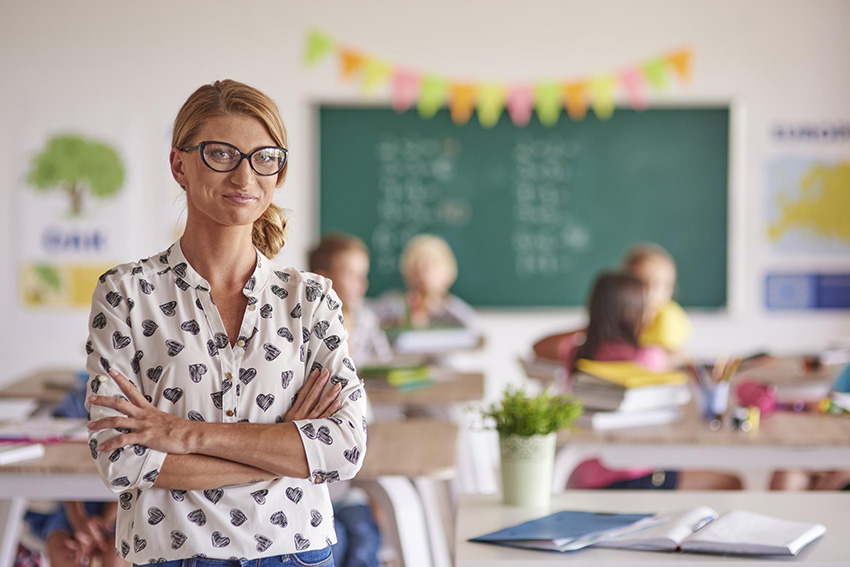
[319,106,728,308]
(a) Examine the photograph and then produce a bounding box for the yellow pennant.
[535,82,562,126]
[642,57,669,91]
[361,57,393,92]
[418,75,447,118]
[590,75,617,120]
[476,83,506,128]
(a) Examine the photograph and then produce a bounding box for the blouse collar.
[164,239,271,297]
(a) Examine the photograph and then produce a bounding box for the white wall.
[2,0,849,393]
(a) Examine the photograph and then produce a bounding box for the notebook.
[469,510,654,552]
[597,507,826,556]
[574,360,686,388]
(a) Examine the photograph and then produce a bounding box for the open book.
[596,507,826,556]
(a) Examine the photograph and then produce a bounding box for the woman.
[85,80,366,567]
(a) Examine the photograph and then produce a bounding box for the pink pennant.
[392,69,420,112]
[620,67,648,111]
[506,85,534,126]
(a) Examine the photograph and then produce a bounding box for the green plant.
[474,385,583,437]
[27,133,125,216]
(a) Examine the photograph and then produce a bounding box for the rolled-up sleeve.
[294,282,368,485]
[84,276,167,493]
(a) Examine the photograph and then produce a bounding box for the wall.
[1,0,849,392]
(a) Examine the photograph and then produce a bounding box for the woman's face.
[170,114,278,232]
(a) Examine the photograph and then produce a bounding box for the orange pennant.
[340,49,366,81]
[560,81,588,120]
[449,83,478,125]
[665,48,692,82]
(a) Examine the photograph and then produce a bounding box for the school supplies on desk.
[0,418,88,444]
[385,325,481,355]
[0,398,39,422]
[469,509,654,552]
[596,507,826,556]
[574,360,686,388]
[359,364,434,391]
[576,406,683,431]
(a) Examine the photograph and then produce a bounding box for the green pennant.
[304,30,335,67]
[477,83,506,128]
[535,82,561,126]
[642,57,668,91]
[417,75,447,118]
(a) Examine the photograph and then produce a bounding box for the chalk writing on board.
[372,134,465,274]
[511,135,589,279]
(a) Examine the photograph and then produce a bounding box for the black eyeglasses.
[181,141,288,176]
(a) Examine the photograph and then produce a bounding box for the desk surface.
[456,491,850,566]
[0,419,458,498]
[365,368,484,406]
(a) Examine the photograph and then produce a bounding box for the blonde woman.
[85,80,365,567]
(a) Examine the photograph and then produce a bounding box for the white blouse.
[84,240,367,564]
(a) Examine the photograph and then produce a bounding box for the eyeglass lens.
[202,142,286,176]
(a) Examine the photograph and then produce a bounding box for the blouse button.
[248,304,256,311]
[225,372,233,380]
[226,410,234,417]
[236,339,246,348]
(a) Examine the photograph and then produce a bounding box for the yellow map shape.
[768,162,850,243]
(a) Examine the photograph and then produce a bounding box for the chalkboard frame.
[311,101,744,314]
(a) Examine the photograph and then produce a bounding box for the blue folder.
[470,510,654,552]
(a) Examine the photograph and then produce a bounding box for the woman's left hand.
[87,368,191,454]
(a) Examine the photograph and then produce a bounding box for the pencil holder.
[699,381,730,420]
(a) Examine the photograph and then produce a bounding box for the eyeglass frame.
[180,140,288,176]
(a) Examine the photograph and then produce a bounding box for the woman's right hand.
[283,368,342,421]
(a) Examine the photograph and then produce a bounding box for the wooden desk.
[456,491,849,566]
[365,368,484,407]
[0,420,458,567]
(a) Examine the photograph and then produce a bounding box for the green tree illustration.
[27,133,125,216]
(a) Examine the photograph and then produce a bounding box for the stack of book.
[359,363,434,391]
[571,360,690,430]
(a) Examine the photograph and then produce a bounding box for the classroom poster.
[14,121,144,309]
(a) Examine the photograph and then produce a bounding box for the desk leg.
[412,477,453,567]
[354,477,432,567]
[0,498,27,567]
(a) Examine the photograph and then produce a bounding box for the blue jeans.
[332,505,380,567]
[134,548,334,567]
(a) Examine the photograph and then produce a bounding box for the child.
[23,379,127,567]
[623,243,691,353]
[309,233,391,364]
[375,234,476,331]
[308,233,384,567]
[563,271,741,490]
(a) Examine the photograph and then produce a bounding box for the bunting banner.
[304,29,693,127]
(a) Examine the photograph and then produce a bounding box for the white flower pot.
[499,432,556,508]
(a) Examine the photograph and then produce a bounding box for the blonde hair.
[400,234,458,283]
[623,243,675,273]
[308,233,369,274]
[172,79,289,258]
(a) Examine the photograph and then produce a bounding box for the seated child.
[623,243,691,353]
[308,233,383,567]
[534,243,690,365]
[309,233,391,364]
[374,234,476,332]
[562,271,741,490]
[23,378,127,567]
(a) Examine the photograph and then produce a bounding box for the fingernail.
[333,384,341,392]
[108,369,118,376]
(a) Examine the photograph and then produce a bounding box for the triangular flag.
[303,30,335,66]
[392,69,420,112]
[642,57,668,91]
[589,75,617,120]
[476,83,506,128]
[619,67,648,111]
[418,74,447,118]
[561,81,588,120]
[449,83,478,125]
[665,48,692,82]
[535,81,562,126]
[506,85,534,126]
[361,57,393,93]
[340,49,366,81]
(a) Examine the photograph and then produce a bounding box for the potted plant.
[475,386,583,508]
